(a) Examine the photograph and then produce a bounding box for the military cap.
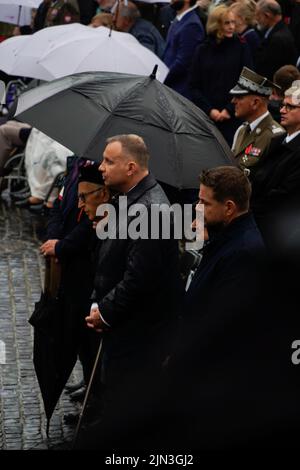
[230,67,280,97]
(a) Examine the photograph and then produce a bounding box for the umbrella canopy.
[0,4,32,25]
[14,70,234,189]
[0,0,42,6]
[37,26,169,82]
[0,24,168,82]
[0,23,93,79]
[0,35,27,74]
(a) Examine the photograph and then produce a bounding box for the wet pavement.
[0,198,80,450]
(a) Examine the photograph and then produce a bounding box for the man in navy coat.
[163,0,205,98]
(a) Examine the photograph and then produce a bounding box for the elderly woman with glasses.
[39,158,111,425]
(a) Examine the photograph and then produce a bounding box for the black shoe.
[69,386,86,402]
[63,412,80,426]
[65,379,85,394]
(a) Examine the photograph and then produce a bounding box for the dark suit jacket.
[289,3,300,55]
[163,9,204,98]
[185,213,265,319]
[250,132,300,250]
[254,20,298,79]
[130,17,166,59]
[94,174,183,383]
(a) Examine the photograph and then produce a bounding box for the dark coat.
[185,212,265,318]
[163,9,205,98]
[165,214,300,449]
[189,34,253,144]
[254,20,298,80]
[130,18,166,59]
[94,174,183,383]
[46,157,96,311]
[250,132,300,250]
[289,3,300,55]
[240,27,261,60]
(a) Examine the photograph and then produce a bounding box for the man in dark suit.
[163,0,205,98]
[251,80,300,252]
[163,166,290,450]
[77,134,183,449]
[255,0,297,80]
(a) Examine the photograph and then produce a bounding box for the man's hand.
[85,305,105,333]
[40,239,59,257]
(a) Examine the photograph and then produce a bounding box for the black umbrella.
[29,258,82,433]
[14,68,234,189]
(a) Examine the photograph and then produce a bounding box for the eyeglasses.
[280,102,300,112]
[78,187,103,203]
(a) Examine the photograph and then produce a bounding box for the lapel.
[167,9,194,38]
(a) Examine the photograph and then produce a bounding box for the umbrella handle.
[17,6,21,26]
[71,338,103,449]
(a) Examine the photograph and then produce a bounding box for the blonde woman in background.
[189,4,253,145]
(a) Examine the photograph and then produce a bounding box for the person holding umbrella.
[35,159,110,428]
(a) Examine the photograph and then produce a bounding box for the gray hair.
[119,2,140,20]
[256,0,282,16]
[285,80,300,106]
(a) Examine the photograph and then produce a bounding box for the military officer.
[231,67,285,169]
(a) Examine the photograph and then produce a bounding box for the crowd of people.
[0,0,300,450]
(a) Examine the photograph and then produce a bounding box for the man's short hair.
[256,0,282,16]
[199,166,251,211]
[273,65,300,97]
[106,134,150,169]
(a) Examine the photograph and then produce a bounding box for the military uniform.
[232,113,285,168]
[230,66,285,169]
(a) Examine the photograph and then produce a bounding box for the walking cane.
[72,337,103,449]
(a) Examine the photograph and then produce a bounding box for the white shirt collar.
[249,111,270,132]
[285,130,300,143]
[176,4,198,21]
[264,26,274,39]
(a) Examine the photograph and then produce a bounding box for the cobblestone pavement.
[0,199,80,450]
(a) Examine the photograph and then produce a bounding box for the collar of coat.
[111,173,158,207]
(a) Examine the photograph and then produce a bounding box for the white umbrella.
[0,1,42,25]
[0,4,32,25]
[0,23,92,79]
[38,26,169,82]
[0,35,28,73]
[0,0,42,7]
